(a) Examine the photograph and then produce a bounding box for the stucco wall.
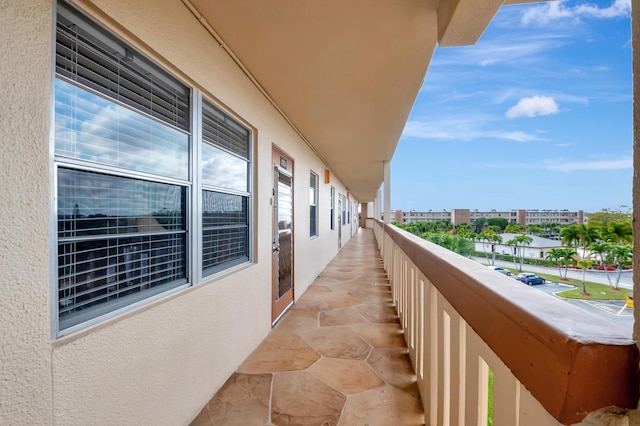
[1,0,354,424]
[0,1,54,425]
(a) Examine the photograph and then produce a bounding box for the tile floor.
[190,228,425,426]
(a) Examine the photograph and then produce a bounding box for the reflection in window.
[201,99,251,277]
[310,172,318,237]
[202,191,249,275]
[57,169,187,329]
[55,79,189,180]
[53,0,253,335]
[330,186,335,230]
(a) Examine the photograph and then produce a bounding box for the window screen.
[201,99,251,277]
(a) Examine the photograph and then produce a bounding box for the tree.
[487,217,508,231]
[576,259,594,295]
[526,224,544,236]
[545,247,576,280]
[486,225,502,234]
[420,232,474,256]
[588,242,613,286]
[609,245,632,289]
[559,224,580,249]
[540,222,564,239]
[574,223,601,259]
[453,223,471,234]
[473,217,487,233]
[506,234,533,271]
[479,230,502,265]
[604,221,633,246]
[505,223,524,233]
[587,206,631,228]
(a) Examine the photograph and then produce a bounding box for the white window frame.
[51,0,253,337]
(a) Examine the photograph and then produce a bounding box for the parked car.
[515,272,545,285]
[486,265,512,276]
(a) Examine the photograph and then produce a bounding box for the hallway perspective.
[191,228,424,425]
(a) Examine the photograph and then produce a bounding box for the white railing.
[366,218,638,426]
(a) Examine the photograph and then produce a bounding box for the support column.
[632,0,640,344]
[384,160,391,224]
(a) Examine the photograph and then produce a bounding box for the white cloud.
[575,0,630,18]
[402,118,542,143]
[505,96,559,118]
[544,157,632,172]
[522,0,630,26]
[502,131,540,142]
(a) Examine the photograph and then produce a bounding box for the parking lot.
[528,281,633,332]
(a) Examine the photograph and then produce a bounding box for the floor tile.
[309,357,384,394]
[191,229,424,426]
[271,371,346,426]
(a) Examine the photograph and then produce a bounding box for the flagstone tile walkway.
[191,228,424,426]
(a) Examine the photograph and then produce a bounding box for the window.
[53,1,252,335]
[309,172,318,237]
[330,186,335,230]
[341,194,346,225]
[201,100,251,276]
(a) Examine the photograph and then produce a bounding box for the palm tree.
[545,247,576,280]
[505,223,524,233]
[588,242,613,287]
[506,234,533,271]
[609,244,632,289]
[473,217,487,233]
[576,259,594,295]
[575,224,601,259]
[605,221,633,246]
[546,248,564,278]
[526,224,544,236]
[559,224,580,249]
[479,230,502,265]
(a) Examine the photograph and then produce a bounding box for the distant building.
[393,209,585,226]
[475,233,562,259]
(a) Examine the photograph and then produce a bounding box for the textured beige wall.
[43,1,352,425]
[0,0,353,423]
[0,1,54,425]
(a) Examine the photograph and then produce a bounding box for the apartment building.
[394,208,585,226]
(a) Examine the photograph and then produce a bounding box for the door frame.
[271,146,295,325]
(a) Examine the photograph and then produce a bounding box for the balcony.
[192,221,639,425]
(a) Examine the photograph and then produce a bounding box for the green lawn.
[502,267,626,300]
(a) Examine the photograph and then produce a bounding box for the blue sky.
[392,0,632,213]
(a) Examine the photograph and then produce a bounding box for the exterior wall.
[0,2,54,424]
[451,208,471,225]
[1,1,354,424]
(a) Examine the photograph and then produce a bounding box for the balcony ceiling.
[187,0,540,202]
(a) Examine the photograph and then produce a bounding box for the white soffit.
[186,0,541,202]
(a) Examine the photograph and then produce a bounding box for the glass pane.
[58,168,186,238]
[277,173,293,298]
[310,205,317,237]
[202,142,249,192]
[58,232,187,329]
[55,78,189,180]
[202,191,249,275]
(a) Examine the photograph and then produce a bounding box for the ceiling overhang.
[186,0,545,202]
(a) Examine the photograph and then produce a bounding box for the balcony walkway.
[191,228,424,425]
